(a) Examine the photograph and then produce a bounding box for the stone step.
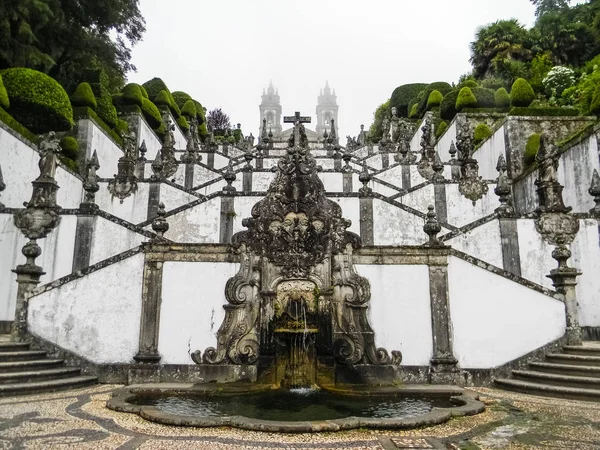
[0,359,64,373]
[529,362,600,378]
[546,353,600,367]
[0,351,47,362]
[0,342,30,352]
[0,376,98,397]
[494,378,600,402]
[563,345,600,357]
[0,367,83,384]
[512,370,600,389]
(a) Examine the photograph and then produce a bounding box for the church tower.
[259,81,282,139]
[316,81,339,137]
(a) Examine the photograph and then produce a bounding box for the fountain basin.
[107,383,485,433]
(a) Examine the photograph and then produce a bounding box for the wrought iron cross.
[284,111,311,145]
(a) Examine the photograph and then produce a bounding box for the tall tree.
[531,0,571,18]
[207,108,231,135]
[0,0,145,91]
[469,19,533,79]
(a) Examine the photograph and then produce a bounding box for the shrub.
[589,83,600,115]
[122,83,144,107]
[390,83,428,117]
[455,87,477,111]
[0,106,37,143]
[79,68,118,129]
[435,120,448,138]
[194,100,206,124]
[415,82,452,116]
[457,80,479,90]
[172,91,192,109]
[440,89,459,120]
[473,123,492,145]
[177,115,190,132]
[70,82,97,110]
[96,94,118,128]
[199,122,208,137]
[481,77,506,90]
[140,85,149,99]
[495,88,510,108]
[471,87,496,107]
[154,90,171,107]
[60,136,79,159]
[510,78,535,107]
[0,68,73,133]
[427,90,443,109]
[0,75,9,109]
[142,78,180,117]
[72,107,123,146]
[543,66,576,98]
[115,119,129,136]
[524,133,541,166]
[141,98,162,128]
[408,103,419,119]
[181,99,197,118]
[60,156,78,172]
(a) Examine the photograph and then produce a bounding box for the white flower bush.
[543,66,576,97]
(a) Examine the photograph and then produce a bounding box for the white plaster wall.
[448,256,566,368]
[253,171,274,191]
[160,184,198,212]
[409,166,427,187]
[410,123,422,153]
[83,119,124,179]
[331,197,360,235]
[170,164,187,187]
[358,264,432,365]
[371,179,398,197]
[364,155,382,171]
[376,165,403,187]
[400,184,434,213]
[569,219,600,327]
[513,171,538,214]
[558,135,600,213]
[158,261,238,364]
[29,253,144,364]
[436,120,457,162]
[317,159,334,170]
[165,198,220,243]
[55,167,83,208]
[0,214,77,320]
[516,219,555,289]
[232,197,259,234]
[474,127,506,180]
[445,184,498,228]
[447,220,504,268]
[89,216,146,265]
[373,199,427,246]
[96,182,149,224]
[136,115,162,160]
[319,173,343,193]
[214,153,230,170]
[193,165,221,190]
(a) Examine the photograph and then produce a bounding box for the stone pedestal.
[548,264,582,345]
[134,258,164,363]
[11,263,45,342]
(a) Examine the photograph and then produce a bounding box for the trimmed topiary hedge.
[390,83,428,118]
[1,68,73,133]
[0,74,9,110]
[457,79,479,90]
[435,120,448,138]
[122,83,144,107]
[495,88,510,108]
[181,99,197,118]
[143,78,181,118]
[472,88,496,108]
[508,107,580,117]
[427,90,444,110]
[71,82,97,110]
[510,78,535,107]
[140,85,149,99]
[456,87,477,111]
[141,98,162,129]
[415,82,452,117]
[524,133,541,166]
[172,91,192,109]
[72,106,123,145]
[0,106,38,143]
[408,103,419,119]
[60,136,79,159]
[440,89,459,120]
[473,123,492,145]
[154,90,171,107]
[177,115,190,132]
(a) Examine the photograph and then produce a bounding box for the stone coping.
[106,383,485,433]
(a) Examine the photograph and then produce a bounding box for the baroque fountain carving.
[191,118,401,387]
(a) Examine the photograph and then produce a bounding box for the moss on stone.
[1,67,73,133]
[508,107,579,117]
[524,133,541,166]
[589,83,600,115]
[456,87,478,111]
[510,78,535,107]
[495,88,511,108]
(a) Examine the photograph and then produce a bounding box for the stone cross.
[284,111,311,146]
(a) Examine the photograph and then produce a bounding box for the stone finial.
[151,202,169,240]
[81,150,100,211]
[0,163,5,209]
[138,140,147,162]
[589,169,600,216]
[432,151,445,183]
[222,162,236,193]
[243,150,254,172]
[151,149,164,180]
[448,141,458,163]
[341,150,353,173]
[494,154,513,216]
[358,166,372,196]
[423,205,442,246]
[260,118,268,143]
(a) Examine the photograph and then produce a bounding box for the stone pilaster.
[220,196,235,244]
[184,163,194,190]
[401,165,411,191]
[72,215,95,272]
[206,152,215,169]
[433,184,448,224]
[499,218,522,276]
[359,198,374,245]
[381,152,389,169]
[134,256,164,363]
[342,173,353,193]
[147,182,160,221]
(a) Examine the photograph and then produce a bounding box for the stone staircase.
[495,342,600,401]
[0,335,97,396]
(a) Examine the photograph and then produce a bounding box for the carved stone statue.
[38,132,61,179]
[357,124,368,146]
[122,129,137,160]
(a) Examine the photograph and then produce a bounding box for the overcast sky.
[127,0,573,139]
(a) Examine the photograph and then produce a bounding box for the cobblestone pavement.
[0,385,599,449]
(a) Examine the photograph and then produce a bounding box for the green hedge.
[181,99,197,118]
[141,98,162,129]
[590,84,600,115]
[440,89,459,120]
[408,103,419,119]
[71,82,97,110]
[472,88,496,108]
[435,120,448,138]
[495,88,510,108]
[140,85,149,99]
[510,78,535,107]
[460,107,509,114]
[194,100,206,125]
[508,107,580,117]
[390,83,428,118]
[524,133,541,166]
[456,87,477,111]
[415,82,452,117]
[1,68,73,133]
[72,106,123,145]
[0,74,9,109]
[0,106,38,143]
[457,79,479,89]
[172,91,192,109]
[427,90,444,109]
[60,136,79,159]
[177,115,190,132]
[122,83,144,107]
[142,78,181,118]
[473,123,492,145]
